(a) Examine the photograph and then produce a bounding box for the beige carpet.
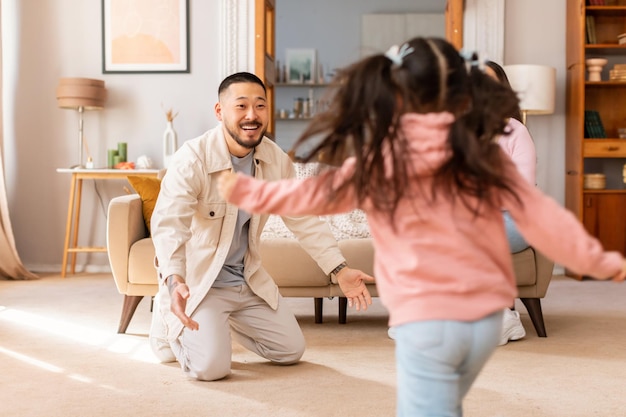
[1,273,625,417]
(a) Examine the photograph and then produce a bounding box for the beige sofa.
[107,193,553,337]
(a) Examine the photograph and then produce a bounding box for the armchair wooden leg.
[118,295,144,334]
[314,297,323,323]
[339,297,347,324]
[520,297,547,337]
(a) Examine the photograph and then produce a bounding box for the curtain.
[0,5,37,279]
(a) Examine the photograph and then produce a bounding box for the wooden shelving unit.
[566,1,626,278]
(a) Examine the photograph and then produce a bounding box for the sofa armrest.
[107,194,148,294]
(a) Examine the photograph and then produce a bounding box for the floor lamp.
[56,78,107,168]
[502,65,556,125]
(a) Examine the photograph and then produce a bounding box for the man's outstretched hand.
[169,277,199,330]
[335,267,375,311]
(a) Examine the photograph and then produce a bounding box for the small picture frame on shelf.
[286,48,316,84]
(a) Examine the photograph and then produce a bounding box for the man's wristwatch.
[330,262,348,278]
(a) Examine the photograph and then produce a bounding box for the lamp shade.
[56,78,107,110]
[503,65,556,115]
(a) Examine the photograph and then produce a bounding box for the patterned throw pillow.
[261,162,371,240]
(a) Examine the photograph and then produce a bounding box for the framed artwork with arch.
[102,0,190,73]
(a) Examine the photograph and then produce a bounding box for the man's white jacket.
[151,126,345,341]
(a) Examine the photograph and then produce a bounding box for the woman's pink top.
[227,112,624,327]
[498,117,536,185]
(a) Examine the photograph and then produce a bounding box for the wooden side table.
[57,168,159,277]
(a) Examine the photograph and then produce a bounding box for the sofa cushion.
[260,238,332,287]
[127,176,161,234]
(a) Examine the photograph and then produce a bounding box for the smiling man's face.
[215,81,269,157]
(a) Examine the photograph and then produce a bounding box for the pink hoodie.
[227,112,624,327]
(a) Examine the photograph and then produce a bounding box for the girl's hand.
[218,171,238,200]
[612,259,626,282]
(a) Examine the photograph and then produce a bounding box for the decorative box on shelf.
[584,173,606,190]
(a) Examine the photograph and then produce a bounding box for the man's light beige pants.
[169,284,306,381]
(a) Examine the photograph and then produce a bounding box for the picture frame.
[101,0,190,73]
[286,48,317,83]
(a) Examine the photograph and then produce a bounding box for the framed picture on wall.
[101,0,190,73]
[286,49,317,83]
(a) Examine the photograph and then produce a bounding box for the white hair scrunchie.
[384,43,415,68]
[459,49,488,72]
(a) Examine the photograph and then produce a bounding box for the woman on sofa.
[218,37,626,416]
[485,60,537,346]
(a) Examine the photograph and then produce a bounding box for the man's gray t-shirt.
[212,151,255,287]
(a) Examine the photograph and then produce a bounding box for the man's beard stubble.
[225,123,266,150]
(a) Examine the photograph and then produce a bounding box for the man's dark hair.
[218,72,266,97]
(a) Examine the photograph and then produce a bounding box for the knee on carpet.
[267,342,305,365]
[185,358,231,381]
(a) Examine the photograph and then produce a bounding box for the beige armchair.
[512,247,554,337]
[107,194,158,333]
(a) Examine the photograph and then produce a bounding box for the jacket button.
[209,211,215,216]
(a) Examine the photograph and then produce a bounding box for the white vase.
[163,121,178,169]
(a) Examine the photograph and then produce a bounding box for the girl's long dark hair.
[292,37,522,219]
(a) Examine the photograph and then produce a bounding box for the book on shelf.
[584,110,607,138]
[586,15,597,45]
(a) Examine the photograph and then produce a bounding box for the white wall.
[3,0,222,271]
[2,0,567,273]
[504,0,566,204]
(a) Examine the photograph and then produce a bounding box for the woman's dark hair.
[485,61,523,122]
[292,37,521,221]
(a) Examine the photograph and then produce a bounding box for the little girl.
[219,37,625,416]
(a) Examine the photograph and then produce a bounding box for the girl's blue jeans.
[394,311,503,417]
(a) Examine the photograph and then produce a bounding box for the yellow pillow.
[126,176,161,234]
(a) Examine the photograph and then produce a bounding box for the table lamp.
[502,65,556,125]
[56,78,107,168]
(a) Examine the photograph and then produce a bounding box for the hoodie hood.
[397,111,455,175]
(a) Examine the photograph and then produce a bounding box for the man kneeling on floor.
[149,72,374,381]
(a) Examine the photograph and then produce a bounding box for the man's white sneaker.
[150,334,177,363]
[387,326,397,340]
[499,308,526,346]
[149,293,176,363]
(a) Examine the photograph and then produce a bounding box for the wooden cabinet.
[566,1,626,278]
[582,193,626,253]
